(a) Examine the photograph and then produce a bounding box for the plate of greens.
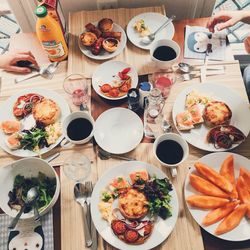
[91,161,179,250]
[0,88,70,157]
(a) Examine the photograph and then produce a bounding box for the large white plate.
[78,22,127,60]
[91,161,179,250]
[0,88,70,157]
[94,108,143,154]
[172,83,250,152]
[126,12,175,50]
[184,152,250,241]
[92,60,138,100]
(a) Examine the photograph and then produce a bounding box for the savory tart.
[118,188,148,220]
[98,18,113,32]
[203,101,232,127]
[0,120,21,134]
[102,38,119,52]
[32,99,60,126]
[80,32,97,46]
[188,104,204,125]
[176,111,194,131]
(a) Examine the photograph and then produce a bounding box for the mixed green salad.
[8,172,56,213]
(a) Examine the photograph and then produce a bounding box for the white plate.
[91,161,179,250]
[0,88,70,157]
[172,83,250,152]
[92,60,138,100]
[78,22,127,60]
[184,152,250,241]
[126,12,175,50]
[94,108,143,154]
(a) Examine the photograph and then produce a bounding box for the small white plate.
[184,152,250,241]
[126,12,175,50]
[0,88,70,157]
[78,22,127,60]
[91,161,179,250]
[172,83,250,152]
[94,108,143,154]
[92,60,138,100]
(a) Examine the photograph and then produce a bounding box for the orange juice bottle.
[35,6,68,62]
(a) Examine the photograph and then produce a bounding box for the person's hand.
[0,51,38,73]
[244,36,250,54]
[207,11,247,32]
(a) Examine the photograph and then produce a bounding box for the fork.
[85,181,98,250]
[74,183,92,247]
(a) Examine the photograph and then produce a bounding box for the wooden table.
[0,6,250,250]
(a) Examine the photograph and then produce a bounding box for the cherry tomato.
[100,83,112,93]
[111,220,126,235]
[108,88,119,97]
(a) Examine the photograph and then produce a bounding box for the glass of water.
[63,152,91,182]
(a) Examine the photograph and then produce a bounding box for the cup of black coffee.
[150,39,180,69]
[61,111,94,147]
[153,133,189,177]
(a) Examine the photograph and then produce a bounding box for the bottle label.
[42,41,65,58]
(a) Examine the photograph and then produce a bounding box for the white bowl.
[0,157,60,219]
[150,39,180,69]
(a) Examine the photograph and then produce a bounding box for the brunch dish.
[8,172,56,213]
[92,61,138,100]
[78,18,127,60]
[172,83,250,151]
[126,12,175,50]
[91,161,179,250]
[184,152,250,241]
[0,88,70,157]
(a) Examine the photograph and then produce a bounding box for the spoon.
[178,62,225,74]
[98,148,136,161]
[29,187,41,222]
[141,15,176,45]
[8,187,38,229]
[15,62,59,84]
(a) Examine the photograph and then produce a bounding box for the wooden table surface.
[0,6,250,250]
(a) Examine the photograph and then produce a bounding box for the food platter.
[184,152,250,241]
[92,61,138,100]
[126,12,175,50]
[78,22,127,60]
[91,161,179,250]
[172,83,250,151]
[0,88,70,157]
[94,108,143,154]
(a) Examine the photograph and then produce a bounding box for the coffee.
[67,118,93,141]
[153,46,177,61]
[156,140,184,164]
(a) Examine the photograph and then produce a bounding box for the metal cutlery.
[74,183,92,247]
[15,61,59,84]
[98,148,136,161]
[85,181,98,250]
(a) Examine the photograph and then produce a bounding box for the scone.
[118,188,148,220]
[203,101,232,127]
[32,99,60,126]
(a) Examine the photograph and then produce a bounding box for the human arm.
[0,51,38,73]
[207,10,250,32]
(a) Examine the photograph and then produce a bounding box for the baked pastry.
[102,38,119,52]
[176,111,194,130]
[32,99,60,126]
[203,101,232,127]
[118,188,148,220]
[80,32,97,46]
[188,104,204,125]
[98,18,113,32]
[0,120,21,134]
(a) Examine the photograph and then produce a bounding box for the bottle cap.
[35,6,47,18]
[139,82,151,91]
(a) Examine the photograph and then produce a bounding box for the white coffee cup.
[61,111,94,148]
[153,133,189,177]
[150,39,180,69]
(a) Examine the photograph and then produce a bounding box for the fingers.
[12,54,38,68]
[244,37,250,54]
[7,66,32,73]
[216,19,234,31]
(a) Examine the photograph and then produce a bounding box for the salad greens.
[134,177,172,220]
[8,172,56,213]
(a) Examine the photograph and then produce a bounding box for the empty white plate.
[94,108,143,154]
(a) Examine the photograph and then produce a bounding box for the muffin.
[98,18,113,32]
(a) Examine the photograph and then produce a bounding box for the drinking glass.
[63,152,91,182]
[63,74,89,109]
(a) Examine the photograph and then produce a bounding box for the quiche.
[203,101,232,127]
[118,188,148,220]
